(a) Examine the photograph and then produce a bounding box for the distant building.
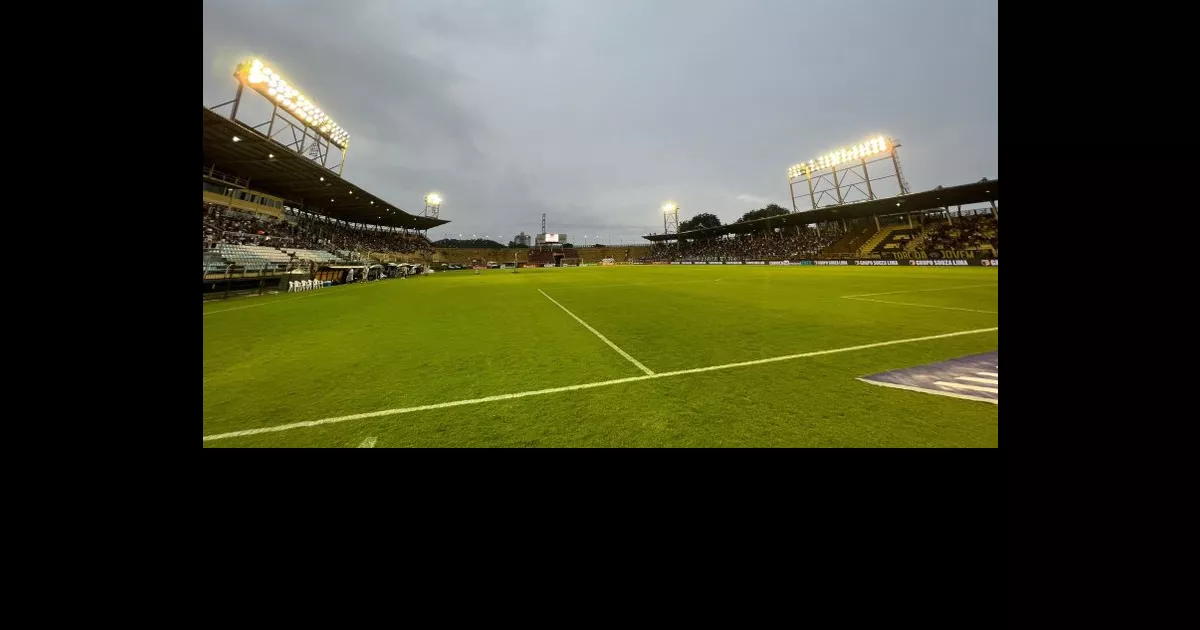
[514,231,532,247]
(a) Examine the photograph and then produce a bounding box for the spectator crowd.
[641,227,843,262]
[203,204,433,256]
[916,214,998,252]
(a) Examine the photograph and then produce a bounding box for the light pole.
[424,193,442,219]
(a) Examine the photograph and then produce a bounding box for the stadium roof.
[202,108,448,230]
[643,179,998,242]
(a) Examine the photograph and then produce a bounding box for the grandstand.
[202,58,450,299]
[642,178,998,263]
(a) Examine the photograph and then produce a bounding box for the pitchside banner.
[814,259,997,267]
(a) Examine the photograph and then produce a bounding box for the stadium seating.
[908,214,997,253]
[528,250,557,265]
[282,248,346,264]
[861,226,915,256]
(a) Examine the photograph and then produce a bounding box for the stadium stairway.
[858,225,908,256]
[822,223,877,255]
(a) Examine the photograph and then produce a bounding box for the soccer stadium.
[203,6,997,448]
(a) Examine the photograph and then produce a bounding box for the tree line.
[677,203,791,234]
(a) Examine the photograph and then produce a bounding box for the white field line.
[842,284,998,299]
[203,281,385,316]
[202,326,998,442]
[357,437,377,448]
[537,289,655,376]
[561,278,723,290]
[842,296,998,315]
[977,372,999,377]
[856,378,998,405]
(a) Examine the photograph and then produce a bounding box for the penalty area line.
[202,326,998,442]
[537,288,655,376]
[841,283,998,299]
[842,296,998,314]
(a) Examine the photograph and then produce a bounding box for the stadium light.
[788,135,891,180]
[235,58,350,150]
[232,136,241,142]
[426,193,442,206]
[662,201,678,212]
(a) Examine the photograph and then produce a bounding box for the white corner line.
[202,326,998,442]
[537,288,655,376]
[842,296,998,314]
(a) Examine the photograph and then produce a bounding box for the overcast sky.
[203,0,997,244]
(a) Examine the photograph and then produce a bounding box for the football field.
[203,265,999,447]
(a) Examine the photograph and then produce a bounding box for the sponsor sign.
[891,249,985,260]
[980,259,999,266]
[853,260,899,266]
[745,260,766,265]
[908,259,969,266]
[768,261,790,266]
[859,352,998,404]
[815,260,849,266]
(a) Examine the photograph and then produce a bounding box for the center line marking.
[202,326,997,442]
[538,288,655,376]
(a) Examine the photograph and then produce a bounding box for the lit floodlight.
[426,193,442,205]
[662,201,678,212]
[787,135,894,180]
[236,58,351,149]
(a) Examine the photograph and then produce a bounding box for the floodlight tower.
[662,202,680,237]
[786,135,910,212]
[423,193,442,219]
[208,58,351,175]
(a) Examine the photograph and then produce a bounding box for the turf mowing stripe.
[537,288,655,376]
[841,283,998,298]
[203,326,998,442]
[841,296,998,314]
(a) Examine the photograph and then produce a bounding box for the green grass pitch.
[203,265,999,447]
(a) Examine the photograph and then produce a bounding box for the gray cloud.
[204,0,997,244]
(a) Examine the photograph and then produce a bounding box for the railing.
[202,165,250,188]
